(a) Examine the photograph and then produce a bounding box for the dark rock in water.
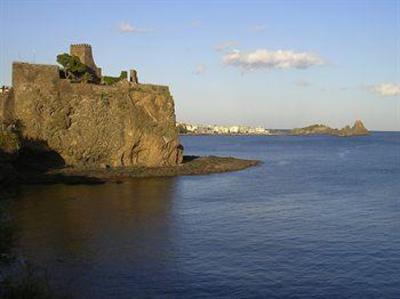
[290,120,369,137]
[47,156,260,183]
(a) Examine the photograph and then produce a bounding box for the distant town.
[177,122,272,135]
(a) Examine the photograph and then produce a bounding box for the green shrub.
[103,71,128,85]
[103,76,121,85]
[56,53,99,83]
[120,71,128,79]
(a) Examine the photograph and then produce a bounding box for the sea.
[7,132,400,298]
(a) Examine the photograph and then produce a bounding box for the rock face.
[291,120,369,136]
[4,61,183,168]
[0,124,20,186]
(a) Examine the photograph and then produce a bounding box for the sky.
[0,0,399,130]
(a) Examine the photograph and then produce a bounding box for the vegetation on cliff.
[57,52,127,86]
[56,53,100,83]
[103,71,128,85]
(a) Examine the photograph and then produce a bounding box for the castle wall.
[0,91,15,125]
[12,62,60,89]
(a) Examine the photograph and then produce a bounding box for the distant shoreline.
[179,131,286,136]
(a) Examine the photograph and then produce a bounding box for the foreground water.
[8,133,400,298]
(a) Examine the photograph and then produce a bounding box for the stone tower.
[130,69,138,84]
[70,44,102,77]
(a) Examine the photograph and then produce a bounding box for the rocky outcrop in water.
[290,120,369,136]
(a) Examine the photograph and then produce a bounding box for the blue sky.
[1,0,399,130]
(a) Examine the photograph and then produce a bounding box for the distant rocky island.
[0,44,258,187]
[290,120,369,136]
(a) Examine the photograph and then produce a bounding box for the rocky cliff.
[290,120,369,136]
[2,61,182,170]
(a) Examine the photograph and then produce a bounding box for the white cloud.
[119,22,152,33]
[249,24,266,32]
[194,64,206,75]
[372,83,400,97]
[215,40,238,52]
[222,49,325,71]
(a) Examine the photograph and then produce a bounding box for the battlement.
[70,43,92,49]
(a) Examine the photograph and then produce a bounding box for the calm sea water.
[8,133,400,298]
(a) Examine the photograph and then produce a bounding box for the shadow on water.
[8,177,178,298]
[12,138,103,186]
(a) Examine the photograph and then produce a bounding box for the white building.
[186,124,198,132]
[229,126,240,134]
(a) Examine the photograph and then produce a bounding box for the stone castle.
[0,44,182,168]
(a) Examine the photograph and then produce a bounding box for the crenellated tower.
[70,44,102,77]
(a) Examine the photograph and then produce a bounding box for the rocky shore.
[51,156,259,182]
[3,155,260,186]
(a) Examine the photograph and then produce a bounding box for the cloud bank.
[372,83,400,97]
[222,49,324,71]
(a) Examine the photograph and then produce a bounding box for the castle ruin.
[0,44,183,168]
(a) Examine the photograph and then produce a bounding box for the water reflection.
[11,178,178,298]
